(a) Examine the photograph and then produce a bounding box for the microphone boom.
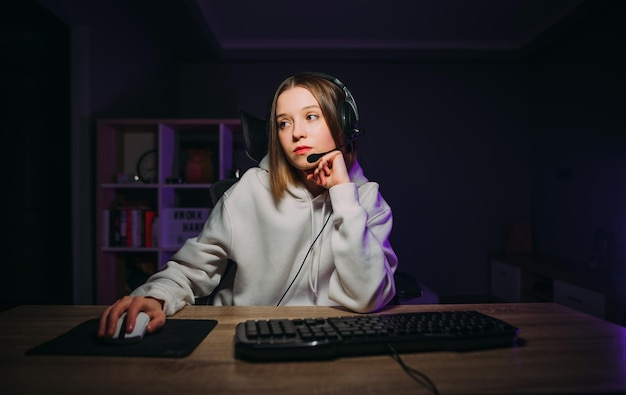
[306,152,326,163]
[306,134,359,163]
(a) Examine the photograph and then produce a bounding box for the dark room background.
[3,0,624,309]
[3,1,71,308]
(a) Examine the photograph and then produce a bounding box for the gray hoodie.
[132,155,398,314]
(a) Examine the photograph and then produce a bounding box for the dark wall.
[2,1,71,309]
[528,0,626,272]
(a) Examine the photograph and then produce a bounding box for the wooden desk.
[1,303,625,394]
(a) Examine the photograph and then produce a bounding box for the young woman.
[99,72,398,339]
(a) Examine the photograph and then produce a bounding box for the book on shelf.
[144,210,156,247]
[103,206,209,249]
[104,206,156,248]
[152,217,160,248]
[108,208,122,246]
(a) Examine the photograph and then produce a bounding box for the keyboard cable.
[387,343,441,395]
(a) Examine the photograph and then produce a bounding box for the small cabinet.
[490,259,552,303]
[95,119,245,304]
[489,253,609,321]
[553,280,605,319]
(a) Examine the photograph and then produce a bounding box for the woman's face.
[276,86,336,171]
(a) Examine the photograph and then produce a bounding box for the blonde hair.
[268,72,357,201]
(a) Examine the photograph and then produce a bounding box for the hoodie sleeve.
[326,181,398,313]
[130,197,233,316]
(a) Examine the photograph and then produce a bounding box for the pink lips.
[294,146,312,155]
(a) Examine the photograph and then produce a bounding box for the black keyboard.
[234,310,521,362]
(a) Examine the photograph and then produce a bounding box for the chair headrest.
[240,111,268,163]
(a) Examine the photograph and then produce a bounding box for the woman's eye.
[278,121,290,129]
[306,114,319,121]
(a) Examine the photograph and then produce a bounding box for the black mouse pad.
[25,318,218,358]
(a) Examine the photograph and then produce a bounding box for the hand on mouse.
[97,295,166,339]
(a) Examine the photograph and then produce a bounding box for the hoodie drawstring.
[308,205,332,298]
[276,206,333,306]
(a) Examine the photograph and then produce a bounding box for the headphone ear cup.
[338,100,358,140]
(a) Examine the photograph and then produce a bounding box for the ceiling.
[40,0,596,61]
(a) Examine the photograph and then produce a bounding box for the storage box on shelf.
[96,119,242,305]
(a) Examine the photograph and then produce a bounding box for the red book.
[144,210,156,247]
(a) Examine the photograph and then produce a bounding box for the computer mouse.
[105,311,150,344]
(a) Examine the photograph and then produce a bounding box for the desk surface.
[1,303,625,395]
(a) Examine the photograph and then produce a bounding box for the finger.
[143,297,166,334]
[326,150,342,164]
[317,161,328,177]
[109,296,136,335]
[319,170,327,186]
[126,297,157,334]
[125,303,141,334]
[100,300,127,338]
[145,313,166,334]
[97,305,113,337]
